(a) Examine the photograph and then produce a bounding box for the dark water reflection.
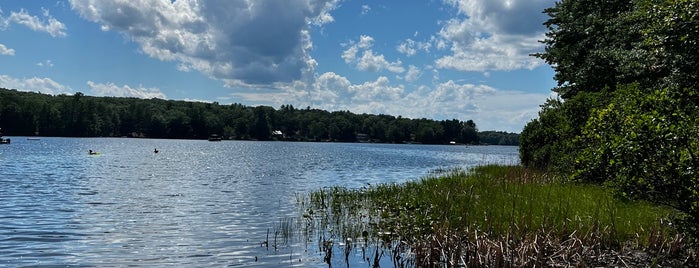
[0,138,517,267]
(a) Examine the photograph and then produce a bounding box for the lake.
[0,137,518,267]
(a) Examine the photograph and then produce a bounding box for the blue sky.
[0,0,557,132]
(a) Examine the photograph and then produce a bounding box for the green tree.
[522,0,699,241]
[309,121,327,141]
[38,103,63,136]
[460,120,478,144]
[166,109,192,138]
[251,106,273,140]
[574,84,699,238]
[640,0,699,91]
[0,88,485,145]
[536,0,644,98]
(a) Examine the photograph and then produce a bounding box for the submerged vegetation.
[295,165,695,266]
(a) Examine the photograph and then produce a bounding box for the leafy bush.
[573,84,699,241]
[520,91,606,173]
[520,0,699,243]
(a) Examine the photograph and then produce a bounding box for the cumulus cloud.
[435,31,543,71]
[69,0,339,86]
[409,80,496,115]
[315,72,350,101]
[349,76,404,101]
[86,81,167,99]
[446,0,552,35]
[397,38,431,57]
[231,72,547,132]
[1,8,67,37]
[342,35,405,73]
[404,65,421,82]
[0,44,15,55]
[0,75,71,95]
[396,39,417,57]
[467,90,554,131]
[435,0,553,71]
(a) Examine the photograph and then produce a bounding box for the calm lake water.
[0,137,518,267]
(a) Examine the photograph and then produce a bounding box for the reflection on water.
[0,137,518,266]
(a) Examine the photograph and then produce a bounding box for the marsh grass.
[297,165,695,266]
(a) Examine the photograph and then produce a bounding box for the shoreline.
[295,165,697,266]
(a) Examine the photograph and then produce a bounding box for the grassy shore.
[297,165,696,266]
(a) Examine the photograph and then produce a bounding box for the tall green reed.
[298,165,684,266]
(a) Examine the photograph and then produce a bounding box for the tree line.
[520,0,698,241]
[0,88,518,145]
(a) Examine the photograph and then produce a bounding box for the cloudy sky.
[0,0,557,132]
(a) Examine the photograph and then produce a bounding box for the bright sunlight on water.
[0,137,518,267]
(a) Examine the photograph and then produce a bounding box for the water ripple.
[0,138,518,266]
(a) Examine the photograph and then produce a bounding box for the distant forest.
[0,88,518,145]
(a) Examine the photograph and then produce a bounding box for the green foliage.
[519,99,567,170]
[536,0,645,98]
[0,88,484,144]
[522,0,699,241]
[477,130,519,146]
[574,84,699,239]
[520,92,605,171]
[640,0,699,91]
[304,165,677,252]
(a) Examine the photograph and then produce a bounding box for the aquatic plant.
[296,165,696,266]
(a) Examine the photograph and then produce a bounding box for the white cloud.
[399,81,548,132]
[444,0,553,35]
[361,5,371,15]
[341,35,374,62]
[0,44,14,55]
[342,35,405,73]
[434,0,553,72]
[435,30,543,71]
[431,68,440,82]
[412,80,496,114]
[69,0,340,86]
[397,39,417,57]
[86,81,166,99]
[396,38,431,57]
[182,98,214,103]
[36,60,54,67]
[47,0,554,132]
[232,72,547,132]
[357,50,404,73]
[2,8,67,37]
[468,90,552,131]
[349,76,404,101]
[307,72,349,104]
[404,65,421,82]
[0,75,71,95]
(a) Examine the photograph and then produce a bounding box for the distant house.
[272,130,284,139]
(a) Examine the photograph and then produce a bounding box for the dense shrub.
[573,84,699,239]
[520,91,605,173]
[521,0,699,242]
